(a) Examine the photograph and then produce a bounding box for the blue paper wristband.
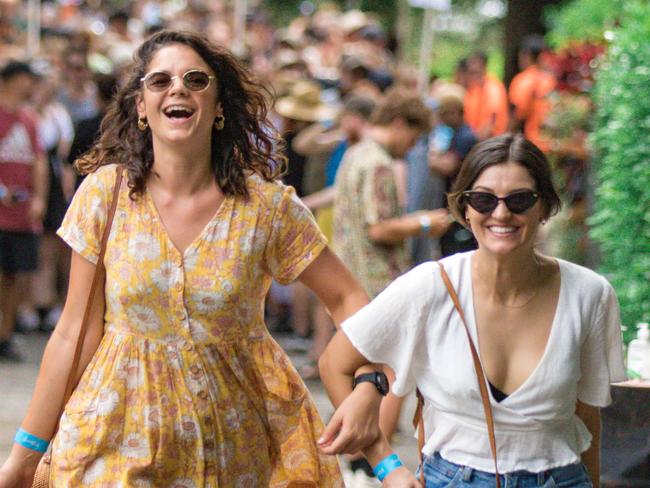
[373,453,403,481]
[14,428,49,453]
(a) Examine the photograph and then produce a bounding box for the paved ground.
[0,331,420,480]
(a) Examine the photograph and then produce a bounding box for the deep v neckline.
[466,254,564,403]
[144,187,230,257]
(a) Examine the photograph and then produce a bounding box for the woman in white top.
[317,134,626,487]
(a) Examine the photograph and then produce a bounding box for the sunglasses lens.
[145,72,172,91]
[466,192,498,213]
[184,71,211,91]
[505,191,538,213]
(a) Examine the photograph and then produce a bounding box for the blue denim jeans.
[419,453,593,488]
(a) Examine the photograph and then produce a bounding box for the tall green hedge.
[590,1,650,340]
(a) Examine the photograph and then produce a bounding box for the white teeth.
[489,226,517,234]
[163,105,194,116]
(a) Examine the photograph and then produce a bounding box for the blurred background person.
[463,51,509,140]
[0,61,48,361]
[270,79,337,345]
[509,34,557,152]
[428,84,479,259]
[28,69,74,333]
[67,73,120,189]
[294,94,376,379]
[332,88,450,485]
[57,50,98,125]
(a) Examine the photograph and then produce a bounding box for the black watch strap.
[352,371,389,396]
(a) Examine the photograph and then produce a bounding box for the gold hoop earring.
[137,117,148,131]
[214,115,225,130]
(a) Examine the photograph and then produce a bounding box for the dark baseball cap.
[0,60,37,81]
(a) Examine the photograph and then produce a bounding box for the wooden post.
[26,0,41,57]
[232,0,247,57]
[418,8,434,95]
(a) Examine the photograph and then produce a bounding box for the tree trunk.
[504,0,564,86]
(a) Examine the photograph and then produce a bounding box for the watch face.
[376,372,389,395]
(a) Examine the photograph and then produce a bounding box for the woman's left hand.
[317,382,382,455]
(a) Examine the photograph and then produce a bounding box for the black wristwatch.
[352,372,389,396]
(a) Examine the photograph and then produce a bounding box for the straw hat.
[431,82,466,109]
[340,10,371,35]
[273,49,307,71]
[274,80,338,122]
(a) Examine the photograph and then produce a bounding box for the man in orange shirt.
[463,52,509,140]
[509,35,557,152]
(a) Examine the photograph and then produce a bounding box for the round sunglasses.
[462,190,540,214]
[140,70,216,92]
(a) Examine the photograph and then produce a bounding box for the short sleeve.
[341,263,435,396]
[577,280,628,407]
[57,165,117,264]
[361,165,398,226]
[263,184,327,284]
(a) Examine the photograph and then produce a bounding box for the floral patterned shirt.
[333,138,410,298]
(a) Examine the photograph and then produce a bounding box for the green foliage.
[358,0,398,27]
[263,0,304,26]
[590,1,650,341]
[545,0,625,48]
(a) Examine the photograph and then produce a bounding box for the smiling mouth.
[487,225,519,235]
[162,106,195,120]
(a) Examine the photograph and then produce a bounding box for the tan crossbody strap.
[58,165,124,424]
[413,262,501,488]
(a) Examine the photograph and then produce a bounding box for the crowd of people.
[0,1,626,488]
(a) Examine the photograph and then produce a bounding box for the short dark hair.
[469,51,488,67]
[521,34,546,62]
[448,134,562,225]
[342,94,376,120]
[109,10,130,23]
[94,73,119,105]
[370,88,432,133]
[0,60,36,81]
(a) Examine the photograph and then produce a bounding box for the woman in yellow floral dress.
[0,31,374,487]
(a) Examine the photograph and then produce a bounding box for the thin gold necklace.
[477,255,543,309]
[499,256,543,309]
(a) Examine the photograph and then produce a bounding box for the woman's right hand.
[318,382,383,455]
[0,447,41,488]
[0,461,37,488]
[382,466,422,488]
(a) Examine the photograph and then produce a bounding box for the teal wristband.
[14,428,49,453]
[373,453,403,481]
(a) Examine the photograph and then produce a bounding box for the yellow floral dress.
[51,164,343,487]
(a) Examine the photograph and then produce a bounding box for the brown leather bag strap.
[437,261,501,487]
[413,389,426,486]
[59,165,124,419]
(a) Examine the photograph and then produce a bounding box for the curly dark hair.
[77,29,285,198]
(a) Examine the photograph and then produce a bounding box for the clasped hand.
[317,383,382,455]
[317,385,422,486]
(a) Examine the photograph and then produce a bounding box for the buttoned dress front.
[50,164,342,487]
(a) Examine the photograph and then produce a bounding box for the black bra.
[488,381,509,402]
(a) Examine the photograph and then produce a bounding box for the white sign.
[408,0,451,10]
